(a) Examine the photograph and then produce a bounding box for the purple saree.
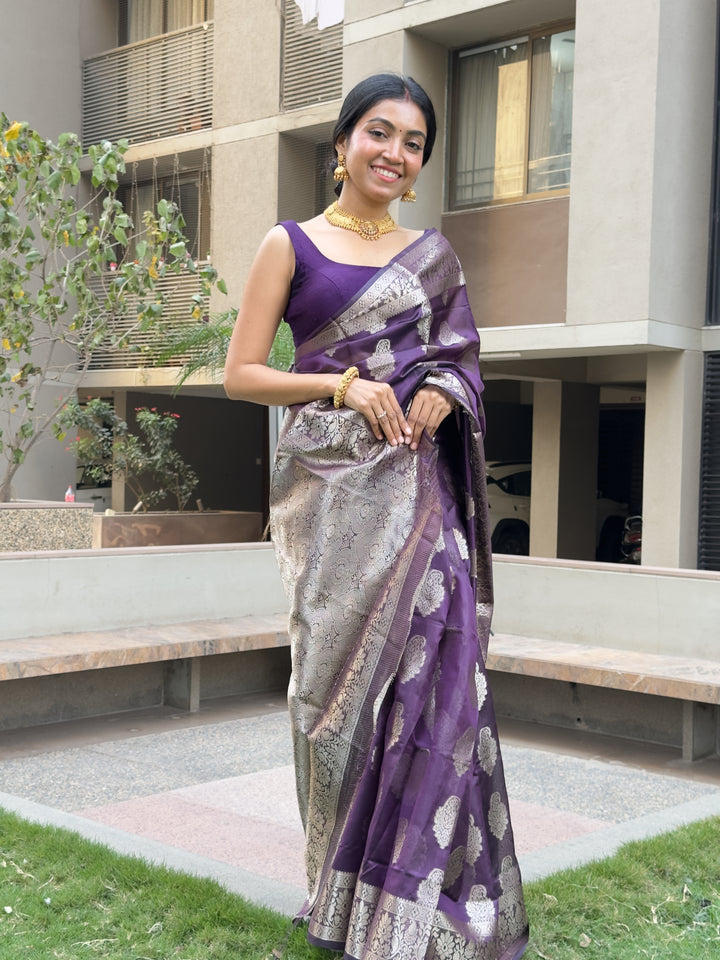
[270,223,528,960]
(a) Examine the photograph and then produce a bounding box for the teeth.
[374,167,399,179]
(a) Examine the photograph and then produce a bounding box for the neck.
[336,189,391,222]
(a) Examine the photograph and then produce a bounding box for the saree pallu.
[270,230,528,960]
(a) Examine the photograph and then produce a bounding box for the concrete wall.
[443,199,570,327]
[1,0,116,139]
[3,548,718,668]
[566,0,715,329]
[0,543,286,642]
[492,556,720,661]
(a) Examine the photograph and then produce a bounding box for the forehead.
[355,98,427,136]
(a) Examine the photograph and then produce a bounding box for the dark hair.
[331,73,437,175]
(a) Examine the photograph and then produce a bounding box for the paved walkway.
[1,693,719,916]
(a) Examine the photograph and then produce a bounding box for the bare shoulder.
[253,223,295,280]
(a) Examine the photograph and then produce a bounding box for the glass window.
[451,26,574,208]
[120,0,214,44]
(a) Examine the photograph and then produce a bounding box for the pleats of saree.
[299,443,528,960]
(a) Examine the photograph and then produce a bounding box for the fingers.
[343,379,411,446]
[407,387,454,450]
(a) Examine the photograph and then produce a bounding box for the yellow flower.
[192,305,202,320]
[13,290,25,299]
[63,230,70,246]
[148,264,158,280]
[4,121,22,141]
[2,338,10,350]
[11,371,22,382]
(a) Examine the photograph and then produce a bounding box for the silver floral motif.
[442,845,466,890]
[475,665,488,711]
[388,702,404,750]
[417,868,444,906]
[416,568,445,616]
[489,792,508,840]
[398,634,427,684]
[466,814,484,865]
[392,818,408,864]
[452,726,476,776]
[438,320,465,346]
[466,897,495,938]
[433,795,461,849]
[452,526,469,560]
[477,726,497,775]
[366,338,396,381]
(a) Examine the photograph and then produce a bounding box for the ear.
[335,133,347,155]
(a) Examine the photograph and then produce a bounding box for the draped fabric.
[270,227,528,960]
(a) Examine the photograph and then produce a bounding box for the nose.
[382,137,403,163]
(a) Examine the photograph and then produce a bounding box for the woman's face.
[336,97,427,208]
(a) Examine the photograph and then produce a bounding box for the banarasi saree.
[270,222,528,960]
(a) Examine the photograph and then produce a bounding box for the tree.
[0,115,225,501]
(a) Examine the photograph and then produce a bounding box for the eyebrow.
[365,117,427,141]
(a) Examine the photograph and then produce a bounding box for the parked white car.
[485,461,628,559]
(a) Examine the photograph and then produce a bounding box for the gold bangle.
[333,366,359,408]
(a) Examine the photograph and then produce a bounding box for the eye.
[406,140,423,152]
[369,128,387,139]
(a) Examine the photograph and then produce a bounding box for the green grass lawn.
[1,807,719,959]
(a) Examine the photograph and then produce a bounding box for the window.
[450,26,574,208]
[118,170,211,262]
[281,0,342,111]
[120,0,214,45]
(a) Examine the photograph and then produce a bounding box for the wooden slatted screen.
[281,0,342,111]
[699,353,720,569]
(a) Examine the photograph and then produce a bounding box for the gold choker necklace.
[324,201,396,241]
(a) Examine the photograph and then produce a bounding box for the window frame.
[447,19,575,211]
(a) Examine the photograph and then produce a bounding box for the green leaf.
[113,226,128,245]
[169,242,186,259]
[135,240,148,261]
[217,278,227,295]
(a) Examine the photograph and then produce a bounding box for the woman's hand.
[343,377,412,446]
[406,386,455,450]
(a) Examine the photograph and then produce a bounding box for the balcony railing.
[82,23,214,145]
[86,268,208,371]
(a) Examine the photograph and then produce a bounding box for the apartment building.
[4,0,719,570]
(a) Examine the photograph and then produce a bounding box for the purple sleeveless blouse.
[280,220,416,346]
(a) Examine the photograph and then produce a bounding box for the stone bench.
[2,620,718,761]
[487,634,720,762]
[0,613,291,730]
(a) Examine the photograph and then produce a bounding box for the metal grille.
[82,23,214,145]
[86,268,207,370]
[281,0,342,111]
[699,353,720,569]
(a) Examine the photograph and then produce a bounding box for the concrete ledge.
[488,634,720,705]
[0,613,290,681]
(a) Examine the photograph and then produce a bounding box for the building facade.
[4,0,720,570]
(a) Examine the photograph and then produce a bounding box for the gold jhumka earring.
[401,187,417,202]
[334,154,349,182]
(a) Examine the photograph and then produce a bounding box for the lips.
[371,165,401,181]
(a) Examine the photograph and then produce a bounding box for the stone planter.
[0,501,94,553]
[92,510,264,548]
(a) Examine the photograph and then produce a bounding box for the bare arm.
[224,224,412,446]
[223,225,341,405]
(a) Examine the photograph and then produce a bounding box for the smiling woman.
[223,73,529,960]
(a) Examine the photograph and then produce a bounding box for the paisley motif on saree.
[270,230,528,960]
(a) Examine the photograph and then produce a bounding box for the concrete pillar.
[111,390,127,513]
[642,351,703,569]
[530,381,600,560]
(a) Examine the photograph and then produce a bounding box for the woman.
[224,73,528,960]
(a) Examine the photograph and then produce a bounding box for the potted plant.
[60,399,262,548]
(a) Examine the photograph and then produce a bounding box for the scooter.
[620,515,642,564]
